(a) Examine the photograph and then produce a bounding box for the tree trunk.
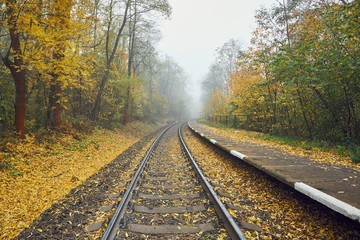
[78,77,83,115]
[47,82,62,129]
[122,87,131,124]
[46,0,72,130]
[2,3,27,137]
[13,69,27,136]
[91,0,131,120]
[123,0,137,124]
[130,95,135,121]
[285,105,292,132]
[296,87,312,139]
[91,69,110,119]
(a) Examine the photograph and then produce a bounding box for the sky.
[157,0,274,117]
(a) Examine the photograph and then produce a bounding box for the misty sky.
[157,0,274,116]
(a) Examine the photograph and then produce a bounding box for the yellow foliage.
[208,88,231,116]
[5,0,95,89]
[229,64,264,116]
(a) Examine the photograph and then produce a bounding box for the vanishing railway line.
[12,120,359,239]
[95,122,360,240]
[101,123,246,239]
[15,122,359,239]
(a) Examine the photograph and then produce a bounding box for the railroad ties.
[125,149,214,236]
[101,123,245,239]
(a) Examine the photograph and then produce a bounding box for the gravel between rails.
[114,124,227,239]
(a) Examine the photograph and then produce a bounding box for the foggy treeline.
[0,0,192,137]
[202,0,359,143]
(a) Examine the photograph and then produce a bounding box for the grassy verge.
[259,134,360,163]
[200,120,360,166]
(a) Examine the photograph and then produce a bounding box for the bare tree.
[91,0,171,120]
[91,0,132,120]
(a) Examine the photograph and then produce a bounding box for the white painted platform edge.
[230,150,247,160]
[295,182,360,222]
[188,124,360,223]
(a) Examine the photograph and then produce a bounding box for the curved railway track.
[101,123,246,240]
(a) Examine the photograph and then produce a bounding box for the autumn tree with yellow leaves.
[1,0,29,137]
[203,0,360,142]
[1,0,93,135]
[0,0,193,137]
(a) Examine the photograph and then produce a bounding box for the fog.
[185,76,203,119]
[158,0,274,119]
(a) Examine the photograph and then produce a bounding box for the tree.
[0,0,189,135]
[91,0,132,120]
[204,0,359,142]
[1,0,94,133]
[45,0,73,129]
[91,0,171,121]
[201,39,242,117]
[1,1,30,137]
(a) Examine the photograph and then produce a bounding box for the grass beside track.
[201,120,360,170]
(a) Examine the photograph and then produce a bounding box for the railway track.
[101,123,246,239]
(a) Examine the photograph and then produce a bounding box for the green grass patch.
[0,159,23,177]
[258,134,360,161]
[260,134,325,150]
[350,146,360,163]
[198,119,230,130]
[200,120,359,162]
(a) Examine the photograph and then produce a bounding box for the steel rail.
[178,123,247,240]
[101,124,175,240]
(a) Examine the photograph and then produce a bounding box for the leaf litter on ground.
[183,127,360,239]
[0,121,157,239]
[202,123,360,171]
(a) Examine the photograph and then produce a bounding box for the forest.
[0,0,359,238]
[0,0,191,138]
[0,0,359,144]
[202,0,359,144]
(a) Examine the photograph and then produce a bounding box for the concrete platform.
[188,121,360,223]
